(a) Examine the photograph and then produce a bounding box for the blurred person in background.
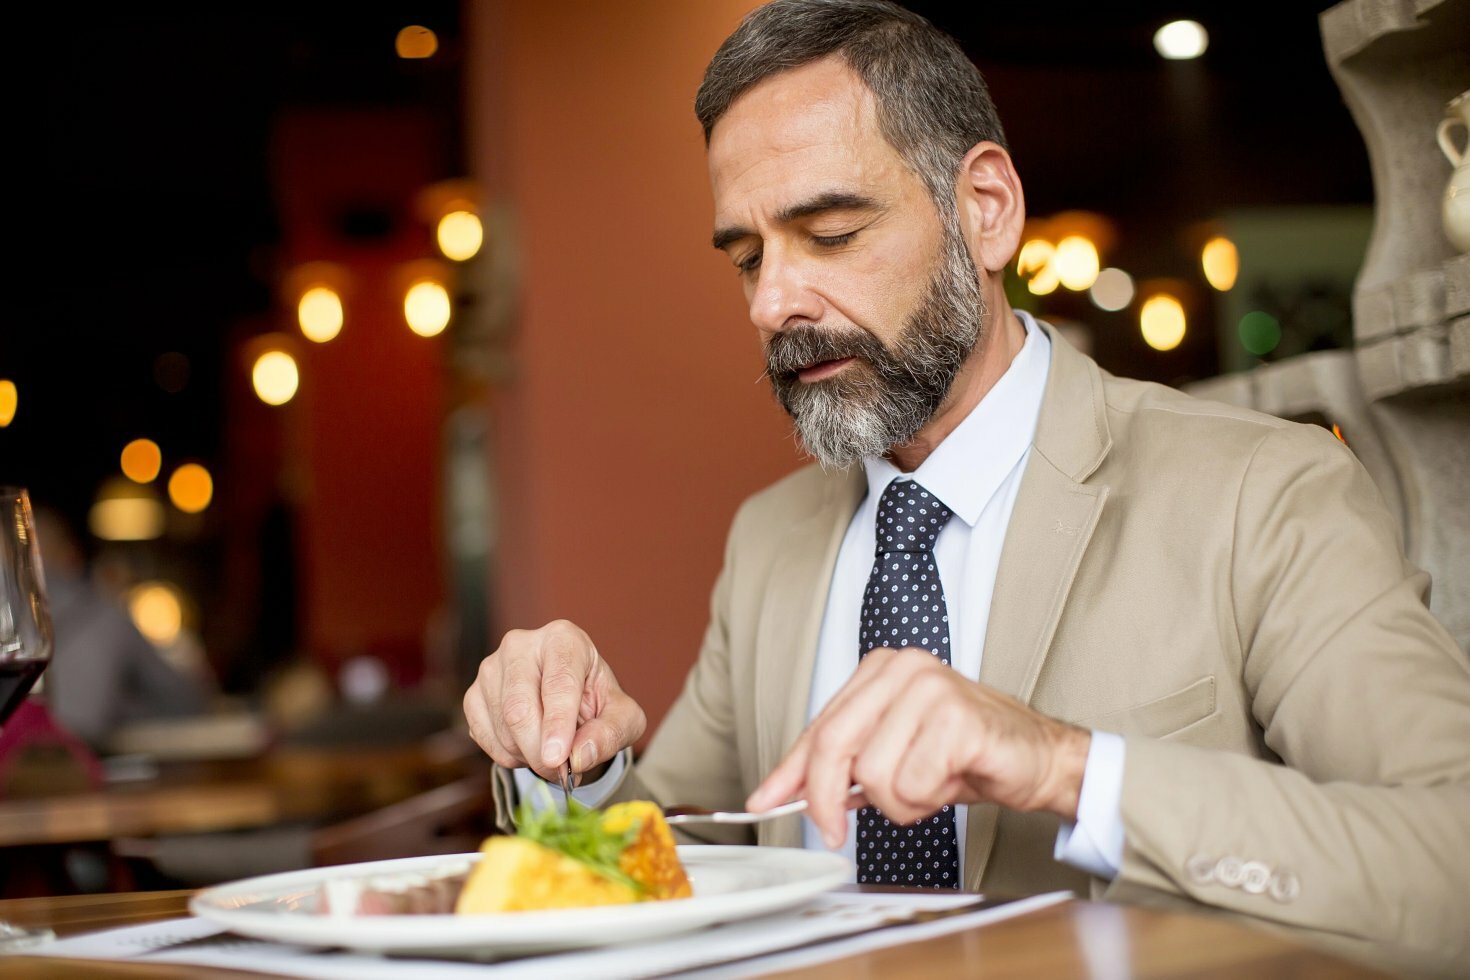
[32,507,209,750]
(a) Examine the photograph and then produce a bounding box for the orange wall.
[468,1,803,737]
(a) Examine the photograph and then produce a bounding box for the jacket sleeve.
[1103,423,1470,974]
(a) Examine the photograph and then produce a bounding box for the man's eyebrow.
[776,191,882,225]
[711,191,884,252]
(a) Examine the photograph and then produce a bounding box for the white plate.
[189,846,852,957]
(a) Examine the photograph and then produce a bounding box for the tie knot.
[874,479,952,555]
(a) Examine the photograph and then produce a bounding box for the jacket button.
[1241,861,1271,894]
[1268,870,1300,903]
[1214,856,1245,888]
[1185,854,1215,884]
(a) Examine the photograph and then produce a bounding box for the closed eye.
[734,251,762,276]
[813,232,856,248]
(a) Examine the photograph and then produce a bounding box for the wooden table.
[0,733,478,849]
[0,888,1391,978]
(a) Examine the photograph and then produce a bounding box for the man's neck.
[885,302,1028,473]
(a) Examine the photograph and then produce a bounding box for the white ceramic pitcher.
[1438,89,1470,253]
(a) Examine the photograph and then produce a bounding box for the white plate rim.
[188,845,853,954]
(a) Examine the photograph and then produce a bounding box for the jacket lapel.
[753,465,864,849]
[964,323,1113,889]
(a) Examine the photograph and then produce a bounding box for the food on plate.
[456,799,693,913]
[317,796,692,916]
[320,862,471,916]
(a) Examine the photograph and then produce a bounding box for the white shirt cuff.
[510,748,630,814]
[1053,730,1126,880]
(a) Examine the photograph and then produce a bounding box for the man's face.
[708,56,985,468]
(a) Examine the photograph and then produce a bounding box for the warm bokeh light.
[1154,20,1209,60]
[1027,265,1060,295]
[298,286,344,343]
[1239,310,1282,356]
[1016,239,1054,276]
[120,438,163,483]
[436,210,484,262]
[129,581,184,647]
[1201,236,1239,291]
[252,350,300,406]
[395,25,437,59]
[404,280,451,336]
[1017,239,1059,295]
[168,463,213,514]
[0,379,15,427]
[1140,294,1187,351]
[89,479,165,542]
[1089,267,1135,311]
[1054,236,1101,291]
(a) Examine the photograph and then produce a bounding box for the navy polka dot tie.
[855,479,960,888]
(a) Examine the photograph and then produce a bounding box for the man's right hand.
[462,620,647,783]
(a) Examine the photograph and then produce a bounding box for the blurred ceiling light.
[297,286,344,343]
[1140,294,1187,351]
[1054,235,1101,291]
[395,25,437,59]
[1239,310,1282,356]
[1089,267,1135,312]
[168,463,213,514]
[1201,235,1239,291]
[1016,239,1060,295]
[1027,263,1061,296]
[120,438,163,484]
[0,379,15,427]
[1154,20,1209,60]
[129,581,184,647]
[252,350,300,406]
[1016,239,1054,277]
[437,210,484,262]
[404,280,451,337]
[89,478,165,542]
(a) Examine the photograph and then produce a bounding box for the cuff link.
[1185,854,1299,903]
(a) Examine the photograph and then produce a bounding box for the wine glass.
[0,487,53,724]
[0,485,57,950]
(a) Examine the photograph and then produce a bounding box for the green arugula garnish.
[515,785,647,896]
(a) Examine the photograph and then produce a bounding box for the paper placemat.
[16,890,1071,978]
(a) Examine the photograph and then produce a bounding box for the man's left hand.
[748,647,1091,849]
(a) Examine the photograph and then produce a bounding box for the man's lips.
[797,356,855,382]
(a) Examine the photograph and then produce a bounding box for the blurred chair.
[309,771,493,867]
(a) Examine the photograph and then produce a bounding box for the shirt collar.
[861,311,1051,527]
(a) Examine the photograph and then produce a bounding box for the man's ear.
[954,142,1025,275]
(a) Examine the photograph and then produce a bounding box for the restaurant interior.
[1,0,1466,954]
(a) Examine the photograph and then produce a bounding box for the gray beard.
[765,223,986,469]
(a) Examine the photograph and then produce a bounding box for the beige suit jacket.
[497,324,1470,974]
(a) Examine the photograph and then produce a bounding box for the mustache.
[764,326,890,378]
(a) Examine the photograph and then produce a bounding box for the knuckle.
[811,724,849,757]
[541,665,582,700]
[475,654,500,684]
[501,693,536,731]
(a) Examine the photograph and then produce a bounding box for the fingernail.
[575,742,595,771]
[542,739,565,766]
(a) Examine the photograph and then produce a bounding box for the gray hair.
[695,0,1008,208]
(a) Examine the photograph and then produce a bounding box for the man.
[463,0,1470,971]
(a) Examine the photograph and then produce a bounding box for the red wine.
[0,660,47,724]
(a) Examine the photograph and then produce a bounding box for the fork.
[664,784,865,826]
[559,760,575,810]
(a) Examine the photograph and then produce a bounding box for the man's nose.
[748,250,822,337]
